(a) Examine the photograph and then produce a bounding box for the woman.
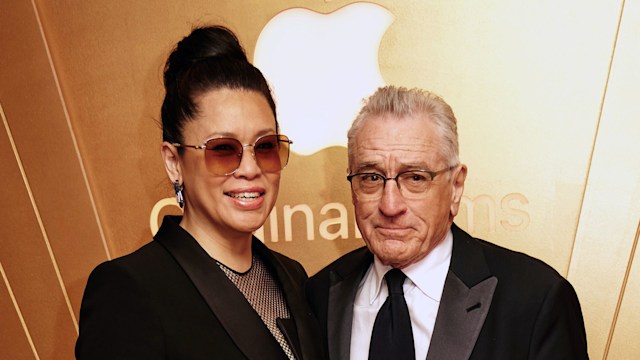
[76,26,323,359]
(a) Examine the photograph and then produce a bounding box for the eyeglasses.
[347,165,458,200]
[173,134,292,175]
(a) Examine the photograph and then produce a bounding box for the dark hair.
[161,26,277,144]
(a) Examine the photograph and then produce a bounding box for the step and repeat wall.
[1,0,639,359]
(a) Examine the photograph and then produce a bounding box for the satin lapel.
[154,217,286,360]
[426,224,497,360]
[255,237,324,360]
[327,248,372,360]
[426,273,497,360]
[277,318,301,359]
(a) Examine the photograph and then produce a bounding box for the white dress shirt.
[349,230,453,360]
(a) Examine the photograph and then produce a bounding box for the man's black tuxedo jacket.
[76,216,324,360]
[306,224,588,359]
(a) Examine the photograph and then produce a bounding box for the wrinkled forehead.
[349,115,446,171]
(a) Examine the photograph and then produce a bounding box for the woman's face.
[177,88,280,238]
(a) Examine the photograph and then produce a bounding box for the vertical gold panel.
[0,0,109,323]
[0,264,37,360]
[607,224,640,359]
[0,109,77,358]
[568,1,640,358]
[1,0,112,358]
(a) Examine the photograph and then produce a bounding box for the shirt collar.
[369,229,453,303]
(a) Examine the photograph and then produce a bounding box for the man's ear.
[450,164,467,217]
[161,142,182,184]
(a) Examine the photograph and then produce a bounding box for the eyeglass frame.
[172,134,293,176]
[346,165,459,200]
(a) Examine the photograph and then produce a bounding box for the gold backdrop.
[1,0,639,359]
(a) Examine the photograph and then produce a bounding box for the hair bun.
[164,26,248,87]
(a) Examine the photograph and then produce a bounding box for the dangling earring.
[173,180,184,208]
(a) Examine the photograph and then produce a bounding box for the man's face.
[349,113,466,269]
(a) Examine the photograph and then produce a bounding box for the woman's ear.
[161,142,182,183]
[450,164,467,217]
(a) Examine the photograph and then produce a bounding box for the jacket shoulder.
[452,224,565,285]
[307,246,370,288]
[476,237,565,284]
[89,241,172,281]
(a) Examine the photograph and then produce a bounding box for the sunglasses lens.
[203,135,291,175]
[254,135,290,172]
[204,138,242,175]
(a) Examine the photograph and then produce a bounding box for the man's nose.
[378,179,407,217]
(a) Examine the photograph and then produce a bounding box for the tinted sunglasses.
[173,134,292,176]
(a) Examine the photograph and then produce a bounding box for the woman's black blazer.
[76,216,324,360]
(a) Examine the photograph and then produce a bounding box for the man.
[306,86,588,359]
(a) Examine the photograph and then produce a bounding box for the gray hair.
[347,86,459,167]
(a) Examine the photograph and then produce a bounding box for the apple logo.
[254,2,394,155]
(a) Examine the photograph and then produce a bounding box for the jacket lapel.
[426,224,497,360]
[327,248,372,360]
[254,238,324,360]
[154,217,287,360]
[426,273,496,360]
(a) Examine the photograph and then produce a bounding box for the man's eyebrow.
[353,162,380,172]
[399,162,433,169]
